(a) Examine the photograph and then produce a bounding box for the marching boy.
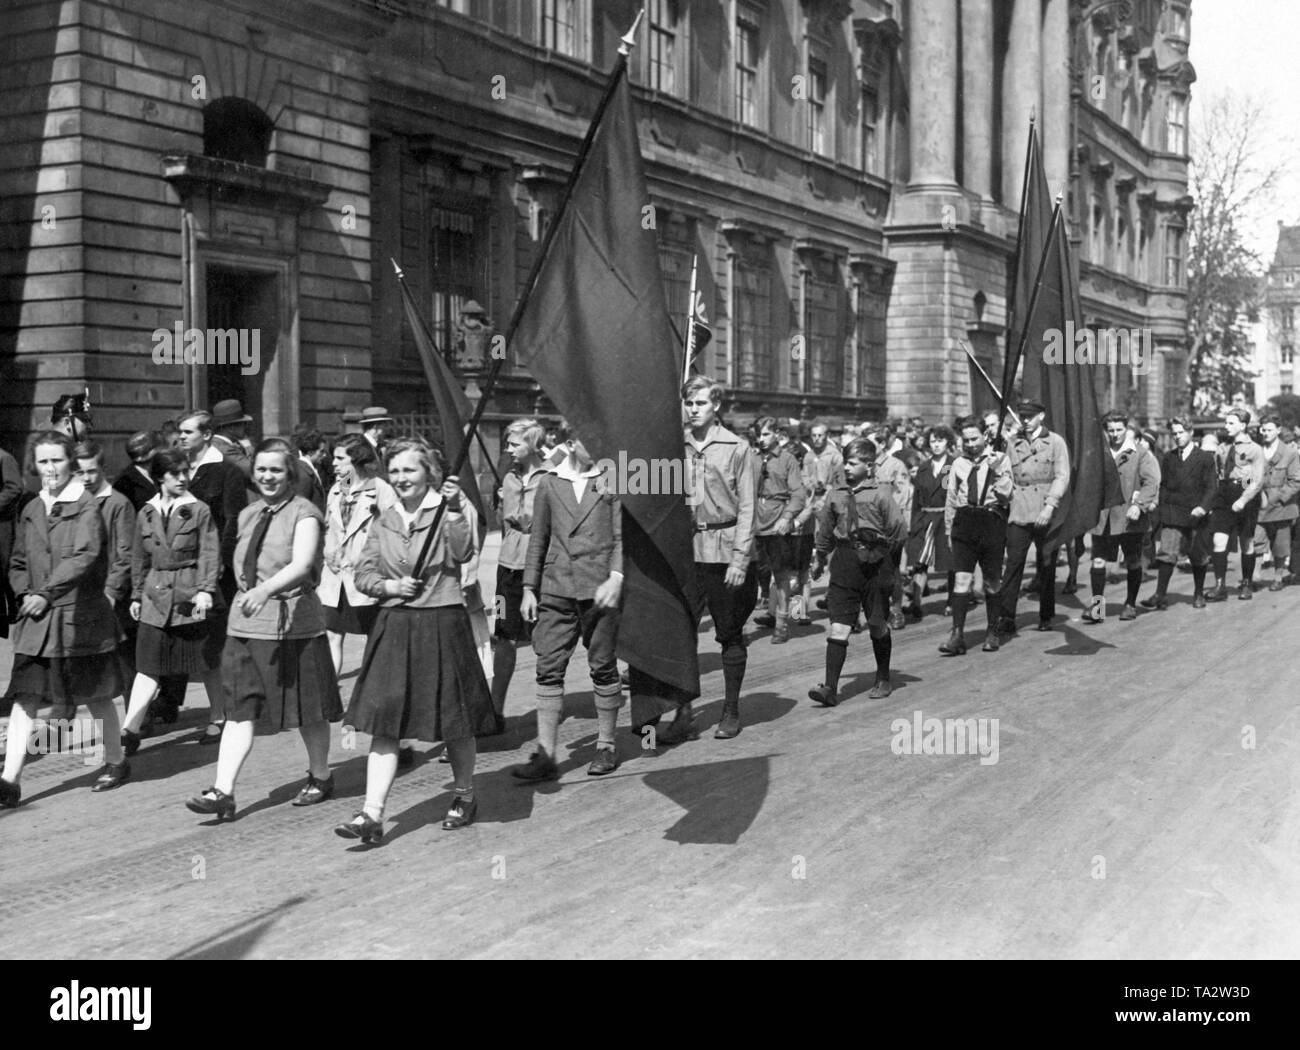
[808,438,907,707]
[513,428,625,781]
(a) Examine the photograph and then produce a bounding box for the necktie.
[241,503,281,592]
[968,461,982,507]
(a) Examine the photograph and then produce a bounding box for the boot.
[771,616,790,645]
[938,628,967,655]
[714,700,742,739]
[982,628,1000,652]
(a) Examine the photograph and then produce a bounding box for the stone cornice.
[161,154,332,209]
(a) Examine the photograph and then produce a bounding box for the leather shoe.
[335,812,383,844]
[0,777,20,809]
[1061,579,1078,594]
[887,609,906,631]
[90,760,130,792]
[1081,610,1105,624]
[938,629,967,655]
[808,684,839,707]
[867,678,892,699]
[587,748,619,776]
[292,772,334,806]
[441,795,477,830]
[753,613,776,628]
[655,716,699,746]
[1139,595,1168,610]
[1238,583,1253,600]
[185,787,235,821]
[982,631,1000,652]
[511,752,559,781]
[1035,619,1054,631]
[121,728,144,757]
[995,617,1017,638]
[714,702,742,739]
[1192,592,1207,608]
[1118,604,1137,621]
[1204,584,1228,602]
[1269,578,1286,592]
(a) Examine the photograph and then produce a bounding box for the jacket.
[294,455,327,513]
[754,447,806,535]
[1156,445,1217,529]
[1216,436,1265,502]
[945,450,1014,537]
[1007,428,1070,525]
[354,491,474,609]
[189,444,249,575]
[8,481,118,658]
[92,483,135,605]
[524,470,623,600]
[319,476,397,607]
[132,492,221,628]
[498,465,547,571]
[1094,438,1160,535]
[684,424,757,571]
[113,464,157,513]
[1258,440,1300,523]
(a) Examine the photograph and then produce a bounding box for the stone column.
[1002,0,1042,208]
[1041,0,1071,197]
[908,0,958,187]
[962,0,994,201]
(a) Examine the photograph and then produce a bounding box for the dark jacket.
[1156,445,1217,529]
[814,479,907,558]
[113,465,157,513]
[1258,441,1300,523]
[524,471,623,600]
[755,447,806,535]
[188,446,249,575]
[8,482,118,657]
[132,494,221,628]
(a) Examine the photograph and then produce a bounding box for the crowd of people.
[2,379,1297,842]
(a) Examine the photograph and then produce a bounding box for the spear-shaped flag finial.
[619,7,644,56]
[390,257,403,278]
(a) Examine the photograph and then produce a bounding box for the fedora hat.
[360,406,394,425]
[211,399,253,427]
[461,300,486,316]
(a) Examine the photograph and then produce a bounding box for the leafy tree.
[1265,392,1300,430]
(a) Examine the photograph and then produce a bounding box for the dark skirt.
[136,621,222,676]
[5,651,121,707]
[221,634,342,730]
[345,606,495,743]
[906,510,952,573]
[323,587,380,636]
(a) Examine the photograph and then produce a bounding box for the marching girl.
[1,431,129,806]
[336,438,496,843]
[320,435,396,675]
[118,448,224,755]
[185,438,341,821]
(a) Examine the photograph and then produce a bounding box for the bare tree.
[1185,92,1284,412]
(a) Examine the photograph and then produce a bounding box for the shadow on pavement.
[169,895,309,960]
[642,754,776,845]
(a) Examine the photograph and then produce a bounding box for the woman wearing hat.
[335,438,495,842]
[321,435,396,674]
[2,431,130,806]
[185,438,341,822]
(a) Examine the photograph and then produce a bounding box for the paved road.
[1,548,1297,959]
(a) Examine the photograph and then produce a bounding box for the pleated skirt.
[220,634,342,731]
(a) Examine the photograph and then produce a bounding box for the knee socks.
[871,632,892,680]
[824,637,848,693]
[536,685,564,758]
[721,647,747,705]
[593,682,623,750]
[1242,553,1256,585]
[1156,561,1174,597]
[1090,565,1107,596]
[1212,551,1228,586]
[950,590,970,632]
[1125,566,1142,606]
[1191,563,1207,595]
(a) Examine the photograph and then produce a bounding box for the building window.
[435,0,470,13]
[203,98,273,166]
[1283,307,1295,331]
[1283,345,1295,366]
[1090,194,1105,264]
[1164,225,1185,286]
[541,0,578,57]
[735,262,772,388]
[1165,95,1187,154]
[735,11,760,127]
[1116,206,1131,276]
[1165,4,1189,39]
[430,207,482,368]
[1287,272,1296,285]
[807,60,828,156]
[860,88,878,175]
[805,256,844,395]
[648,0,679,95]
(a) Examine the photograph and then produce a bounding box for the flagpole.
[960,340,1022,427]
[998,191,1063,440]
[997,113,1039,439]
[410,8,645,578]
[682,254,698,386]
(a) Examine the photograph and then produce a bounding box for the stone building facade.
[1253,223,1300,405]
[0,0,1194,476]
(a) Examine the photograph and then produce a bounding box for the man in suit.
[1083,411,1160,623]
[360,407,393,461]
[1255,413,1300,591]
[513,428,624,781]
[1143,416,1218,609]
[209,399,253,478]
[293,427,329,512]
[113,431,161,512]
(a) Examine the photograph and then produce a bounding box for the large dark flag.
[393,264,488,540]
[511,73,701,698]
[1016,208,1122,546]
[1001,119,1053,399]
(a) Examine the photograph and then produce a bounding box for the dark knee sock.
[1191,564,1207,594]
[1156,561,1174,596]
[1090,565,1106,596]
[824,638,848,693]
[870,632,892,679]
[1242,553,1256,584]
[946,571,955,594]
[950,590,970,632]
[1125,566,1142,606]
[721,647,747,705]
[1212,551,1228,584]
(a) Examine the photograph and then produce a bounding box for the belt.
[695,518,737,532]
[152,559,199,571]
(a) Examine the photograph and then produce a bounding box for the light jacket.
[814,478,907,556]
[319,476,397,607]
[354,490,474,609]
[1258,440,1300,523]
[498,465,547,571]
[684,424,757,571]
[1094,438,1160,535]
[945,450,1014,537]
[755,447,806,534]
[132,492,221,628]
[8,480,119,658]
[1007,427,1071,525]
